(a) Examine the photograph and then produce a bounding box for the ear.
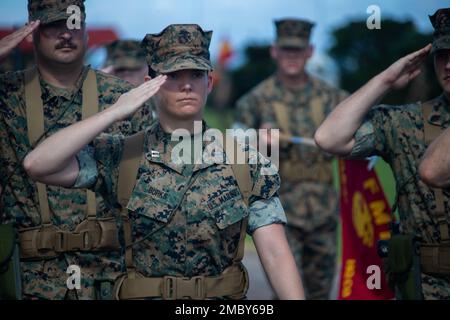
[207,72,214,93]
[270,44,278,60]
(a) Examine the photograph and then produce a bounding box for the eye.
[193,71,204,79]
[167,73,178,80]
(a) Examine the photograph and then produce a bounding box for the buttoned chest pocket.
[126,169,185,239]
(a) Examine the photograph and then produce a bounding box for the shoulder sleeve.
[244,143,286,234]
[247,197,287,234]
[349,104,398,160]
[248,147,281,201]
[74,133,124,205]
[73,144,98,189]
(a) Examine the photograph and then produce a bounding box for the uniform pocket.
[207,188,249,230]
[126,172,183,224]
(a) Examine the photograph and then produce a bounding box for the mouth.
[177,98,197,103]
[55,43,77,51]
[444,75,450,81]
[57,47,75,52]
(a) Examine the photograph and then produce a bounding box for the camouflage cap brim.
[109,58,146,70]
[276,37,309,49]
[431,35,450,54]
[30,9,86,25]
[153,54,213,74]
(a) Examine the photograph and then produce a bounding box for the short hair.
[148,66,158,78]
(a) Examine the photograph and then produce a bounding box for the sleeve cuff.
[247,197,287,234]
[72,145,99,189]
[348,120,376,159]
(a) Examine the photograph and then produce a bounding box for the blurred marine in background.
[101,39,148,86]
[234,18,348,299]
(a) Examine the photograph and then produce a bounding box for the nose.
[180,80,193,92]
[445,54,450,70]
[58,28,73,40]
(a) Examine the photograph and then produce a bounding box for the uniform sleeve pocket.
[208,190,249,230]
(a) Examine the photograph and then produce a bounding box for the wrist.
[99,106,122,126]
[374,71,395,93]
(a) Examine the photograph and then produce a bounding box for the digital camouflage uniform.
[235,19,348,299]
[0,0,154,300]
[75,122,285,279]
[348,9,450,300]
[72,24,287,299]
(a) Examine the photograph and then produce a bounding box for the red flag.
[217,38,233,66]
[337,159,395,300]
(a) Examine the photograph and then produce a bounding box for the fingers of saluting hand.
[407,43,432,64]
[137,75,167,99]
[7,20,40,43]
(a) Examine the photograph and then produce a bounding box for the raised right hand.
[0,21,40,61]
[109,75,167,122]
[380,44,432,90]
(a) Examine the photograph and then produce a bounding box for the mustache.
[55,41,77,50]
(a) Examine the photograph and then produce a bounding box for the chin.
[285,70,302,77]
[438,79,450,94]
[54,50,83,62]
[174,108,202,120]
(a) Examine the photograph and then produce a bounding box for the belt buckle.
[54,231,67,252]
[176,276,205,299]
[189,276,206,300]
[162,276,176,300]
[162,276,206,299]
[80,230,93,251]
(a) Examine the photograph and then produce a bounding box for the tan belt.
[114,264,249,300]
[421,244,450,275]
[19,217,122,260]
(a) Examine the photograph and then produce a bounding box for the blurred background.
[0,0,444,120]
[0,0,445,299]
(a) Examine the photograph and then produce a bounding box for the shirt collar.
[144,121,217,174]
[38,65,89,104]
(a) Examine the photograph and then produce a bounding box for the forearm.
[253,224,305,300]
[23,75,166,182]
[24,107,117,179]
[315,74,391,155]
[419,127,450,188]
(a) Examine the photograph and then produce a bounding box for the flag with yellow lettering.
[337,159,394,299]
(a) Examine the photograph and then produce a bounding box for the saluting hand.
[380,44,432,90]
[109,75,167,122]
[0,20,40,62]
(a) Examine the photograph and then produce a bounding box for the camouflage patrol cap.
[429,8,450,54]
[141,24,213,74]
[274,18,315,48]
[28,0,86,25]
[104,40,146,70]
